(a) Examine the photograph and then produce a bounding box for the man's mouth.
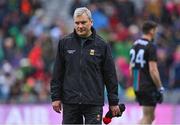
[78,28,85,32]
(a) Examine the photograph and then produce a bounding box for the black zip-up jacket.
[50,27,119,106]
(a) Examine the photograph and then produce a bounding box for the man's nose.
[78,23,83,28]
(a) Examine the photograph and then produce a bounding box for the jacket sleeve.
[102,44,119,106]
[50,39,65,102]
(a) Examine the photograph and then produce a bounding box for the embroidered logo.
[67,50,76,54]
[90,49,95,55]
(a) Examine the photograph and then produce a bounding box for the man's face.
[74,13,93,37]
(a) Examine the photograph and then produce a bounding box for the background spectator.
[0,0,179,104]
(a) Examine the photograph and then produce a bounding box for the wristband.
[158,86,165,92]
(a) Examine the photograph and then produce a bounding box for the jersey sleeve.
[148,43,157,61]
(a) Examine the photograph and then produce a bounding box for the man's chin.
[77,33,86,37]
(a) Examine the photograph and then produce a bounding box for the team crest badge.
[90,49,95,55]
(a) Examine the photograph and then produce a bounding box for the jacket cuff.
[51,97,61,102]
[108,99,119,106]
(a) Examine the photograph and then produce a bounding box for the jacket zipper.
[79,40,83,104]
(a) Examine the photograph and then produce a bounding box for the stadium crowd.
[0,0,180,104]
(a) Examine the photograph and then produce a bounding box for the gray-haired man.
[51,7,120,124]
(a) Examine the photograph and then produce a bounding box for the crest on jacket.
[90,49,95,55]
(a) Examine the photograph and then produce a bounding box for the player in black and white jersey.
[129,21,165,124]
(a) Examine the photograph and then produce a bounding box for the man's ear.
[150,29,155,36]
[91,19,93,26]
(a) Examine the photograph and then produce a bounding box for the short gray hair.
[73,7,92,20]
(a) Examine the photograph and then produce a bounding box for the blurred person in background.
[169,45,180,103]
[50,7,120,124]
[0,62,16,102]
[129,21,165,124]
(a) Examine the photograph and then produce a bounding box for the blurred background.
[0,0,179,124]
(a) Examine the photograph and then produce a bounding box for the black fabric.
[62,104,103,124]
[148,42,157,62]
[130,38,157,91]
[51,27,119,106]
[135,90,162,106]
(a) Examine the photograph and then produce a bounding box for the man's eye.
[81,21,86,24]
[75,21,86,25]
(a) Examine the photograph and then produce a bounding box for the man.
[129,21,165,124]
[50,7,120,124]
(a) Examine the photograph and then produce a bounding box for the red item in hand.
[103,117,112,124]
[103,104,125,124]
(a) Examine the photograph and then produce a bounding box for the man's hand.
[109,105,121,117]
[52,100,62,113]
